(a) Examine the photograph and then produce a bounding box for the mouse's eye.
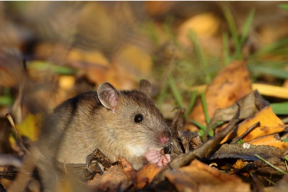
[134,114,143,123]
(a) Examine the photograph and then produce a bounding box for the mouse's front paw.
[157,154,170,167]
[144,150,170,167]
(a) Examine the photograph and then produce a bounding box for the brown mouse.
[38,79,171,171]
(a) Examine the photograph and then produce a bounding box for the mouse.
[38,79,171,171]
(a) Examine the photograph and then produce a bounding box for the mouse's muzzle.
[158,130,171,145]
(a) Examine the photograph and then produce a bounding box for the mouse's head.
[97,79,171,153]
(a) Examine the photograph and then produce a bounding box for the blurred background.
[1,1,288,125]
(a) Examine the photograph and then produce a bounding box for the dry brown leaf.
[136,164,162,189]
[165,159,250,192]
[0,178,13,191]
[264,174,288,192]
[188,61,252,131]
[88,166,131,192]
[119,156,137,187]
[221,106,285,143]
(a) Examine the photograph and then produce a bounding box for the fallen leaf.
[165,159,250,192]
[233,159,249,170]
[188,61,252,131]
[248,135,288,150]
[136,164,162,189]
[67,49,109,68]
[210,144,285,161]
[119,156,137,187]
[185,83,288,99]
[88,166,131,192]
[252,83,288,99]
[15,113,42,142]
[209,90,268,131]
[58,75,75,90]
[264,174,288,192]
[221,106,285,143]
[114,44,153,78]
[178,12,220,44]
[177,12,222,55]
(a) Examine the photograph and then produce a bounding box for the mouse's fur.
[38,80,171,170]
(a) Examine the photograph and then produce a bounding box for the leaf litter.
[1,2,288,192]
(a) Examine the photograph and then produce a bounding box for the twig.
[231,121,260,144]
[7,153,36,192]
[6,113,30,154]
[0,154,22,167]
[152,103,241,185]
[161,149,172,170]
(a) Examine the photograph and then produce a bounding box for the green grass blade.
[188,29,212,84]
[283,137,288,142]
[201,92,210,125]
[189,119,213,137]
[168,76,184,108]
[264,178,276,185]
[222,32,230,66]
[248,65,288,79]
[28,61,76,75]
[279,4,288,11]
[157,80,169,109]
[240,9,255,45]
[185,91,198,118]
[0,96,14,106]
[285,156,288,172]
[223,6,241,59]
[253,37,288,56]
[189,119,207,130]
[271,102,288,115]
[255,154,288,175]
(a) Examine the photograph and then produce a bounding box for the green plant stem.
[255,154,287,175]
[201,92,210,125]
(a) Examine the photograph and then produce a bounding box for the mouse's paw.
[144,150,170,167]
[157,154,171,167]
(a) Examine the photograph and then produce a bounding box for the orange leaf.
[248,135,288,150]
[165,159,250,192]
[188,61,252,131]
[88,166,131,191]
[233,159,249,170]
[221,106,285,143]
[136,164,162,189]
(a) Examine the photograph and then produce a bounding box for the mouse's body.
[39,80,171,170]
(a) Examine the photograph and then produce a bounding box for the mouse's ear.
[97,82,119,112]
[139,79,152,98]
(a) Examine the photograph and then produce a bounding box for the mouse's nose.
[159,130,171,144]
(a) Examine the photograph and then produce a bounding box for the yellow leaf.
[67,49,109,68]
[184,83,288,99]
[58,76,75,90]
[177,12,220,47]
[15,114,42,141]
[188,61,252,131]
[248,135,288,150]
[115,44,152,75]
[221,106,285,143]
